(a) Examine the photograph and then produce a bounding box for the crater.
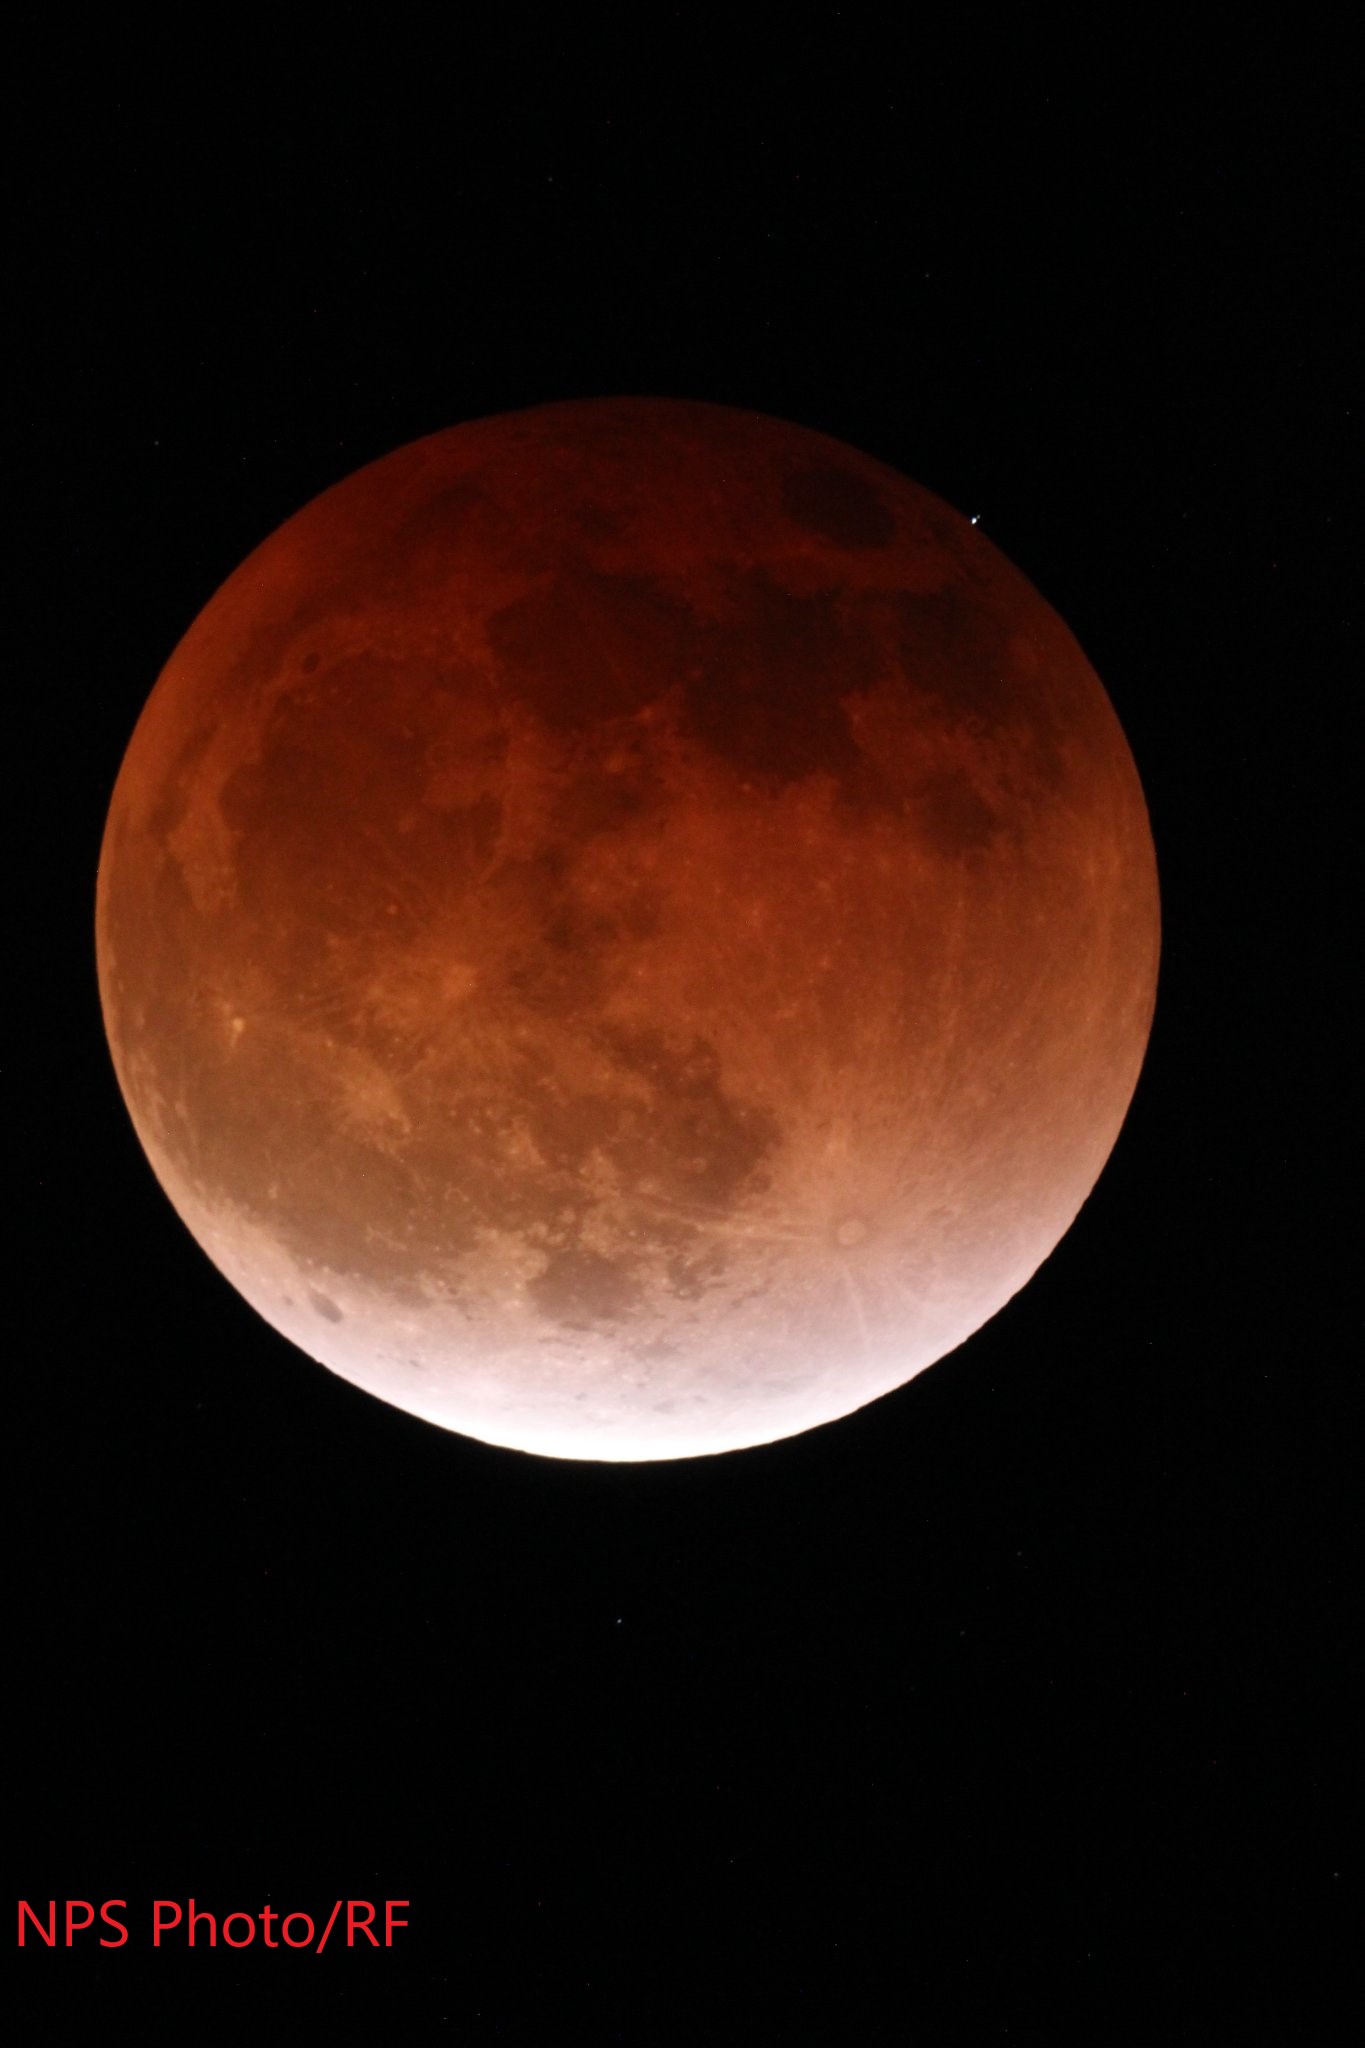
[308,1288,344,1322]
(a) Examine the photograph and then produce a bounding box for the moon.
[96,399,1159,1461]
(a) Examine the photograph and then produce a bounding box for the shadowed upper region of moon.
[780,461,897,549]
[96,397,1159,1461]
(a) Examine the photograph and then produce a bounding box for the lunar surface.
[96,399,1159,1460]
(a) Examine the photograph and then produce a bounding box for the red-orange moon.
[96,400,1159,1461]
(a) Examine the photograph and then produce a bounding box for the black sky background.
[11,18,1356,2039]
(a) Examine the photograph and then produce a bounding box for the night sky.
[13,20,1354,2038]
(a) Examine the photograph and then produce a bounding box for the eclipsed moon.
[96,399,1159,1461]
